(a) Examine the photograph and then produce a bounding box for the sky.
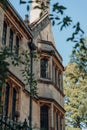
[9,0,87,66]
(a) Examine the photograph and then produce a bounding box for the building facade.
[0,0,65,130]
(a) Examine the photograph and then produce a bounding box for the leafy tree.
[70,39,87,76]
[64,40,87,128]
[64,62,87,128]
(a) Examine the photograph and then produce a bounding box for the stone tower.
[30,0,50,23]
[30,0,55,44]
[30,1,65,130]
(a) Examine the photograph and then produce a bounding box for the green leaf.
[52,20,55,26]
[27,5,30,11]
[20,0,26,4]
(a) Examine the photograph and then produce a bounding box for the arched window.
[40,105,49,130]
[40,58,48,79]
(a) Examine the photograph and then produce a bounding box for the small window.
[9,29,13,52]
[2,21,7,45]
[40,58,48,78]
[15,36,19,56]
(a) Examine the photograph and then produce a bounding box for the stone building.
[0,0,65,130]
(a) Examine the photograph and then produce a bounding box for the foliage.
[70,39,87,76]
[64,62,87,128]
[0,0,7,9]
[20,50,37,97]
[0,46,37,109]
[0,116,30,130]
[64,40,87,128]
[0,47,19,86]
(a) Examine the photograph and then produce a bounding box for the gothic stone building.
[0,0,65,130]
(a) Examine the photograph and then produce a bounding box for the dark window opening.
[15,36,19,56]
[12,88,16,120]
[2,21,7,45]
[58,73,60,88]
[55,67,57,85]
[60,118,62,130]
[5,83,10,117]
[9,29,13,52]
[40,58,48,78]
[0,86,2,103]
[56,113,58,130]
[40,105,49,130]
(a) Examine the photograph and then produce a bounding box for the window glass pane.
[0,85,2,103]
[41,58,48,78]
[2,21,7,45]
[15,36,19,56]
[55,67,57,85]
[60,118,62,130]
[12,88,16,120]
[56,113,58,130]
[9,29,13,52]
[5,83,10,117]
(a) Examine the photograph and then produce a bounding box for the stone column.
[56,69,58,87]
[49,57,52,80]
[13,33,16,46]
[0,7,4,46]
[52,65,55,83]
[62,117,65,130]
[58,114,60,130]
[61,72,63,91]
[13,33,16,52]
[50,103,54,130]
[6,26,10,46]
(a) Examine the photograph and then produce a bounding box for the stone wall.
[38,82,64,107]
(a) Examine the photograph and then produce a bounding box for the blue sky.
[9,0,87,66]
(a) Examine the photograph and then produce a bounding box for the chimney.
[24,14,29,26]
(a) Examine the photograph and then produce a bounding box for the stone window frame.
[2,18,21,55]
